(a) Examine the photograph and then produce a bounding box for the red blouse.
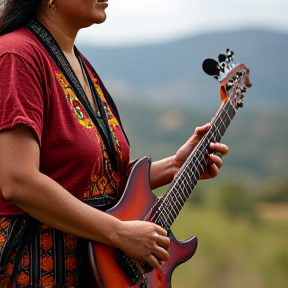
[0,27,130,216]
[0,26,130,287]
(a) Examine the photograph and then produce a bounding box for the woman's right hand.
[115,220,170,268]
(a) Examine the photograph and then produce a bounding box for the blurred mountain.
[77,29,288,111]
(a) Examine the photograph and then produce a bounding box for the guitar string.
[150,100,236,229]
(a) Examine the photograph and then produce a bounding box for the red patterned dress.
[0,25,130,288]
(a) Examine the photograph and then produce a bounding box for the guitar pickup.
[115,249,142,285]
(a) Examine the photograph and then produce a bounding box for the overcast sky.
[77,0,288,47]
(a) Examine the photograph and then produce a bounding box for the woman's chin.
[93,12,107,24]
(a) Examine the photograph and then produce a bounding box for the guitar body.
[88,157,198,288]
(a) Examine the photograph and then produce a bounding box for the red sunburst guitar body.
[88,49,251,288]
[88,157,198,288]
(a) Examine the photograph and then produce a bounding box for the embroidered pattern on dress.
[55,68,124,201]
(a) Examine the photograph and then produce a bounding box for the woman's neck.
[35,13,77,56]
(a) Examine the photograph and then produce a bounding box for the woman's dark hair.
[0,0,41,36]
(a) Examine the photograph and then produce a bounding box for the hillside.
[77,29,288,111]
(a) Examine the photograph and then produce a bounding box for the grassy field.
[165,203,288,288]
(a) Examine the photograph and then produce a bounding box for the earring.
[47,0,55,10]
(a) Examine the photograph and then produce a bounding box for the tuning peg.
[202,58,220,77]
[218,54,226,63]
[226,49,234,58]
[241,87,247,93]
[237,101,244,108]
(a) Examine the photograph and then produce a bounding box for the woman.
[0,0,228,287]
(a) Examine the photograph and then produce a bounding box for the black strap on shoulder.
[26,19,127,172]
[75,48,129,147]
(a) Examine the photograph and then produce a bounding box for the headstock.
[202,49,251,110]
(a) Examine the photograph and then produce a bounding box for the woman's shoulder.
[0,27,49,64]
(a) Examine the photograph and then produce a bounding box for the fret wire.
[155,203,171,228]
[152,206,165,227]
[174,185,186,207]
[155,163,198,227]
[219,116,227,136]
[215,120,223,140]
[152,165,197,227]
[162,193,184,227]
[165,183,185,209]
[165,187,189,227]
[168,205,178,222]
[166,195,180,219]
[169,189,183,211]
[156,183,187,226]
[182,164,198,190]
[160,154,201,213]
[180,180,192,199]
[153,177,192,227]
[157,193,180,228]
[165,199,176,222]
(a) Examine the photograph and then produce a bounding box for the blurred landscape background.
[78,28,288,288]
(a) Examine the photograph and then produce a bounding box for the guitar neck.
[150,100,237,230]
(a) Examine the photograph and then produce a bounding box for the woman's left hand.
[173,123,229,180]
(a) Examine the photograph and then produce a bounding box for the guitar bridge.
[115,249,142,285]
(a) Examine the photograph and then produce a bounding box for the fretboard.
[150,100,237,230]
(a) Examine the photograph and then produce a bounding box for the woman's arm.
[0,124,169,268]
[149,123,229,190]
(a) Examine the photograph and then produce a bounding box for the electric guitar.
[88,49,251,288]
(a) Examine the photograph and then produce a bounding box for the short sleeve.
[0,53,44,145]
